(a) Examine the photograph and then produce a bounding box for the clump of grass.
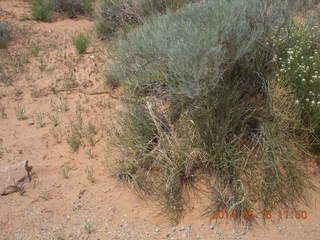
[39,190,50,200]
[85,121,96,146]
[48,114,59,126]
[83,219,94,234]
[35,112,46,128]
[67,125,81,151]
[60,164,71,179]
[15,105,27,120]
[72,33,90,54]
[31,0,53,22]
[85,166,95,183]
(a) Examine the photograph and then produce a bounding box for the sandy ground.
[0,1,319,240]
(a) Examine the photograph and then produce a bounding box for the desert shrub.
[72,33,90,54]
[273,23,320,146]
[109,0,315,222]
[50,0,93,17]
[31,0,53,21]
[0,22,10,49]
[94,0,194,38]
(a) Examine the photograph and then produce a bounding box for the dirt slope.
[0,1,319,240]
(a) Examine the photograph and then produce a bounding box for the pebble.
[27,120,34,125]
[155,228,160,232]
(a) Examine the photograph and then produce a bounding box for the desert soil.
[0,1,319,240]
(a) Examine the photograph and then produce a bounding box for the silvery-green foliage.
[108,0,311,98]
[0,22,10,40]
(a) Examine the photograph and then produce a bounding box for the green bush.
[0,22,10,49]
[72,33,90,54]
[109,0,314,222]
[273,23,320,146]
[31,0,53,21]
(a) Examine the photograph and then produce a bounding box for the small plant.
[49,127,63,143]
[15,105,27,120]
[31,0,53,22]
[85,166,95,183]
[39,190,50,200]
[72,33,90,54]
[0,74,12,85]
[85,121,96,146]
[58,100,69,112]
[30,86,41,98]
[31,44,40,57]
[48,114,59,126]
[60,164,71,179]
[85,148,94,159]
[83,219,94,234]
[67,125,81,151]
[35,112,46,128]
[0,22,10,49]
[39,59,46,71]
[55,236,65,240]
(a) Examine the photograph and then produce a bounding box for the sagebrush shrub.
[72,33,90,54]
[109,0,315,222]
[0,22,10,49]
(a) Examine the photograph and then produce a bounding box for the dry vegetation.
[0,0,320,239]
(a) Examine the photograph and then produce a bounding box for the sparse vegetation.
[0,21,10,49]
[35,112,46,128]
[83,219,94,234]
[72,33,90,54]
[85,166,95,183]
[31,0,53,22]
[50,0,93,17]
[60,164,71,179]
[15,105,27,120]
[48,114,59,126]
[109,0,316,222]
[94,0,195,38]
[67,125,81,151]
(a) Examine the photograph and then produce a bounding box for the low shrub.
[50,0,93,17]
[0,22,10,49]
[108,0,315,222]
[94,0,195,38]
[31,0,53,21]
[72,33,90,54]
[273,23,320,148]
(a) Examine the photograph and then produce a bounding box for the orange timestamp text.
[211,210,308,220]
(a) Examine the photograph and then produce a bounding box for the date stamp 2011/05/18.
[212,210,308,220]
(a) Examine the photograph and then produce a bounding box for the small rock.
[155,228,160,232]
[27,120,34,125]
